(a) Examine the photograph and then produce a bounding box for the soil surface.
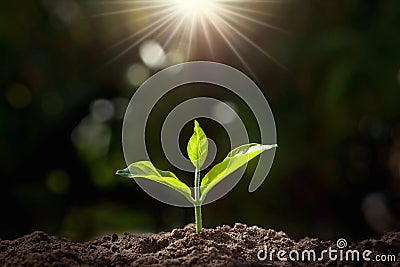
[0,224,399,266]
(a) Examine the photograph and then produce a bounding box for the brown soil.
[0,224,399,266]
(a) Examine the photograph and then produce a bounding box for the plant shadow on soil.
[0,224,399,266]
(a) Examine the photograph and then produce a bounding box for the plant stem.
[194,204,202,234]
[194,167,202,234]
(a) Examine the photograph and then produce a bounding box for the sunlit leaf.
[200,143,277,200]
[116,161,193,202]
[187,120,208,169]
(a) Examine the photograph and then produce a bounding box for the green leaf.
[187,120,208,169]
[116,161,193,202]
[200,143,277,200]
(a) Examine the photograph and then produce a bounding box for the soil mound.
[0,224,399,266]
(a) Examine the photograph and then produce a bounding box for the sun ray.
[208,14,256,77]
[93,0,172,6]
[199,16,215,57]
[214,14,287,70]
[104,13,177,66]
[177,21,190,52]
[218,6,288,34]
[105,9,176,52]
[153,16,183,43]
[89,4,170,18]
[217,0,286,3]
[163,16,187,48]
[90,0,288,71]
[186,18,197,59]
[220,4,279,18]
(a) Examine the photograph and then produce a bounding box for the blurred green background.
[1,0,400,242]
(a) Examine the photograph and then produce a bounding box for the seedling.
[116,120,277,233]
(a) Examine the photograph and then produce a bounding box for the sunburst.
[89,0,288,72]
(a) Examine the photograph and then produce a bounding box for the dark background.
[1,0,400,242]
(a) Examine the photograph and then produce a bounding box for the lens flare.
[89,0,288,72]
[171,0,217,18]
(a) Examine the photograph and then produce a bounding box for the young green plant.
[116,120,277,234]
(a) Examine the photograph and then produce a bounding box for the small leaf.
[200,143,277,200]
[116,161,193,202]
[187,120,208,169]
